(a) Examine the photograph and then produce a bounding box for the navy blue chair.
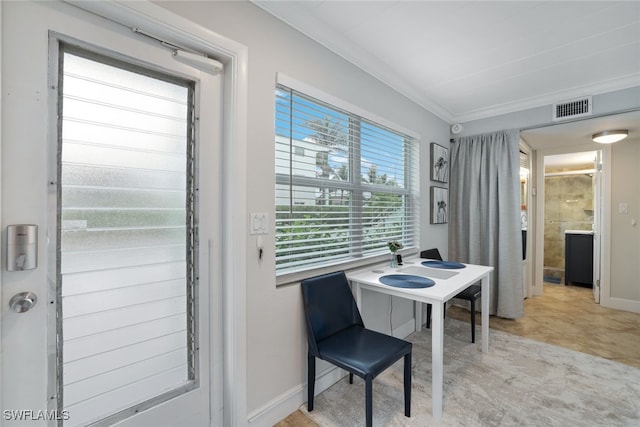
[301,271,412,427]
[420,248,482,343]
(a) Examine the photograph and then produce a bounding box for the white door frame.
[0,1,249,425]
[533,144,611,306]
[593,150,603,303]
[519,139,535,298]
[0,2,4,414]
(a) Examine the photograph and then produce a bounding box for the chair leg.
[470,298,476,343]
[426,303,432,328]
[365,376,373,427]
[404,352,411,417]
[349,372,354,384]
[307,353,315,411]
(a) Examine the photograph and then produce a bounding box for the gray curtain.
[449,130,524,319]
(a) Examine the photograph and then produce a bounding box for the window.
[275,80,419,276]
[58,47,197,425]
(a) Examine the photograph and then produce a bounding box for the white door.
[1,2,221,426]
[592,150,602,303]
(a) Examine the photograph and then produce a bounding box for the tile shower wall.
[544,165,594,283]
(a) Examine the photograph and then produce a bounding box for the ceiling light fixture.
[592,130,628,144]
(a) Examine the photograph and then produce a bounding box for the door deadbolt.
[9,291,38,313]
[7,224,38,271]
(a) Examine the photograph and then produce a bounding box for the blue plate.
[379,274,435,289]
[421,260,466,269]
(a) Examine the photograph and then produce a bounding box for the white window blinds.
[275,82,419,275]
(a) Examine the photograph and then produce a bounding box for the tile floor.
[453,283,640,368]
[275,283,640,426]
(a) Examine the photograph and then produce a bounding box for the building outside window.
[275,82,419,276]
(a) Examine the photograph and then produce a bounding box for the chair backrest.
[420,248,443,261]
[301,271,364,357]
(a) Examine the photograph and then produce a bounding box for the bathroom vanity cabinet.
[564,230,593,287]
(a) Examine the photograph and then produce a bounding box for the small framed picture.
[430,143,449,183]
[430,186,448,224]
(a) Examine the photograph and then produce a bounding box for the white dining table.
[347,259,494,419]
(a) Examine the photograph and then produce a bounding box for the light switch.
[619,203,629,214]
[250,212,269,235]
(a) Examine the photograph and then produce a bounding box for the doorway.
[2,3,219,424]
[542,152,597,291]
[521,110,640,315]
[1,2,248,425]
[530,143,608,305]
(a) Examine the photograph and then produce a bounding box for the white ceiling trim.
[454,72,640,123]
[253,0,455,122]
[254,1,640,125]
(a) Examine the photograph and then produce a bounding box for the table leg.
[481,274,489,353]
[415,301,422,332]
[431,302,444,419]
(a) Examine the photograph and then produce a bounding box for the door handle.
[9,291,38,313]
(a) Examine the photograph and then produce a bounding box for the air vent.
[552,96,592,121]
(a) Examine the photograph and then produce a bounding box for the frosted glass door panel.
[60,51,194,426]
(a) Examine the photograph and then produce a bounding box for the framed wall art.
[430,142,449,183]
[430,186,448,224]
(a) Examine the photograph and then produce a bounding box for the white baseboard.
[604,296,640,314]
[246,382,303,427]
[246,364,347,427]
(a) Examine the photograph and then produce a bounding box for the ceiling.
[254,1,640,123]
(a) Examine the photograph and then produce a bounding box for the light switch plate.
[250,212,269,235]
[619,203,629,214]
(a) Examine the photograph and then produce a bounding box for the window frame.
[275,74,420,285]
[56,41,199,425]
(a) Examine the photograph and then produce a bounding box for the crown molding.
[453,73,640,123]
[253,1,454,123]
[255,1,640,126]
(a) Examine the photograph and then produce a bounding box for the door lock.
[6,224,38,271]
[9,291,38,313]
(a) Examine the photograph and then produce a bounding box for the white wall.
[610,138,640,301]
[456,87,640,311]
[458,87,640,137]
[156,1,449,424]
